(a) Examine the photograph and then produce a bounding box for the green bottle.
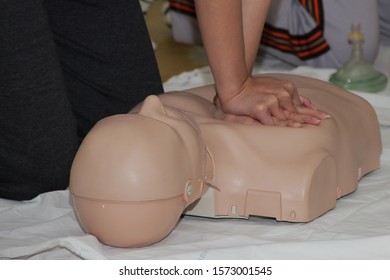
[330,24,387,93]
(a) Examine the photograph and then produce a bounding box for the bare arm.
[194,0,248,101]
[194,0,329,126]
[242,0,271,72]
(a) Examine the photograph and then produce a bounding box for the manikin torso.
[70,74,382,248]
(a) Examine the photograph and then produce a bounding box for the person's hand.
[215,76,330,127]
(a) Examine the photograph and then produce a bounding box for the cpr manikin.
[70,74,382,248]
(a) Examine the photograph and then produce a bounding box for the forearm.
[242,0,271,71]
[194,0,248,102]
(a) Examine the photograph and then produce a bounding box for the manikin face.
[70,95,209,203]
[69,95,211,247]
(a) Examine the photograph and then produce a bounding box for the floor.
[144,0,208,82]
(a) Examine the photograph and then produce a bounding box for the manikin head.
[70,95,211,247]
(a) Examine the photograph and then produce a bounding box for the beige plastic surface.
[70,74,382,248]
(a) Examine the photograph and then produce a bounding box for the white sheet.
[1,48,390,260]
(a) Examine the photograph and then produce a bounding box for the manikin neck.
[166,106,215,184]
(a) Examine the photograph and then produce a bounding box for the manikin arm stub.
[194,0,329,126]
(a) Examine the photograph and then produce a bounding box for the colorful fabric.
[169,0,196,17]
[261,0,330,60]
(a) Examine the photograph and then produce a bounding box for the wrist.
[215,73,249,104]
